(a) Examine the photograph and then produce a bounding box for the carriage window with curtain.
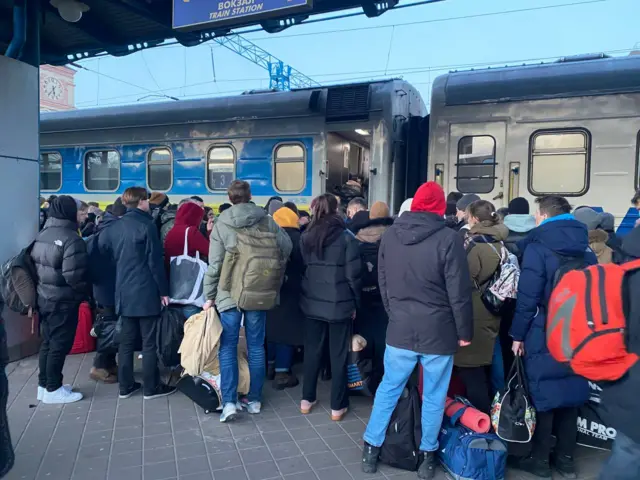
[207,146,235,190]
[40,152,62,191]
[84,150,120,191]
[274,143,306,192]
[147,148,172,191]
[529,130,589,195]
[456,136,496,194]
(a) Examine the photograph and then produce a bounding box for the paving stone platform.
[5,353,608,480]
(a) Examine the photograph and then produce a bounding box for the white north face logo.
[54,240,63,247]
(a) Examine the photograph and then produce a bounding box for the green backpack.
[219,218,284,311]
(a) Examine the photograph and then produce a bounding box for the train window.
[456,136,496,194]
[274,143,306,192]
[207,145,235,191]
[529,130,589,196]
[147,148,172,191]
[84,150,120,191]
[40,152,62,191]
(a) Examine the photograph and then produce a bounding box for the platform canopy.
[0,0,408,66]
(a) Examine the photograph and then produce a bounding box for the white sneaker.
[220,402,238,423]
[42,386,83,404]
[38,384,72,401]
[245,401,261,415]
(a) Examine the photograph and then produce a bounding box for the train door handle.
[492,192,504,201]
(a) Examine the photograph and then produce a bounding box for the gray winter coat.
[203,203,292,313]
[31,217,89,313]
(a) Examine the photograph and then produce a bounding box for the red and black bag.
[547,260,640,381]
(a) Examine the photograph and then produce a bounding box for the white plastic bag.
[169,227,207,307]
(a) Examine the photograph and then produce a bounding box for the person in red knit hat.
[362,181,474,479]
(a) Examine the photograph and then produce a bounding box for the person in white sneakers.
[31,196,89,404]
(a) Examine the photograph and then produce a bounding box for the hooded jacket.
[599,226,640,443]
[379,211,474,355]
[299,215,362,322]
[510,217,596,412]
[203,203,292,313]
[354,217,394,301]
[164,203,210,269]
[503,214,537,259]
[159,208,177,245]
[102,208,169,317]
[455,222,508,368]
[31,217,89,313]
[588,229,613,264]
[86,212,120,308]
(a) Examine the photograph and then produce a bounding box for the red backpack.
[547,260,640,381]
[70,302,96,355]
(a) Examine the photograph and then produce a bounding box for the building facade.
[40,65,76,111]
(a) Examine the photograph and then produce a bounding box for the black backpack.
[0,242,38,317]
[379,385,422,471]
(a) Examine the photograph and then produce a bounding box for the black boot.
[508,455,552,479]
[551,453,577,479]
[273,372,299,390]
[267,362,276,381]
[361,442,380,474]
[417,451,437,480]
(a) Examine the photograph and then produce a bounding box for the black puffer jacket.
[31,217,89,313]
[600,226,640,443]
[379,211,474,355]
[86,213,119,308]
[300,219,362,322]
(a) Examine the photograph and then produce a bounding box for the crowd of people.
[28,178,640,480]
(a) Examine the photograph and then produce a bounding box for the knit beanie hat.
[574,207,604,230]
[370,201,390,219]
[456,194,480,212]
[48,195,78,223]
[411,182,446,216]
[508,197,530,215]
[399,198,413,217]
[273,207,300,229]
[149,192,169,209]
[268,200,284,216]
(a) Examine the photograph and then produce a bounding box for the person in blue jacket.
[509,195,595,480]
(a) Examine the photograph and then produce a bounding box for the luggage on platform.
[70,302,95,355]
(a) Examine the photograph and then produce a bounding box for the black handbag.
[490,357,537,443]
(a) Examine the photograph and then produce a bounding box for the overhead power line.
[74,47,634,107]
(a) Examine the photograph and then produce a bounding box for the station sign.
[173,0,313,31]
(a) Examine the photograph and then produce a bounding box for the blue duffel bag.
[437,403,507,480]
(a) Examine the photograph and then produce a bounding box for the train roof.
[40,79,418,133]
[431,54,640,107]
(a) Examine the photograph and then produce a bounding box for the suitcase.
[176,374,221,414]
[70,302,96,355]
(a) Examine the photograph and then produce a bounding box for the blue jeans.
[181,305,201,320]
[219,309,266,404]
[363,345,453,452]
[600,431,640,480]
[267,342,295,373]
[491,336,505,395]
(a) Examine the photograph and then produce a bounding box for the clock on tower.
[40,65,76,111]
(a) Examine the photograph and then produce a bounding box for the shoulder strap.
[183,227,190,256]
[620,258,640,273]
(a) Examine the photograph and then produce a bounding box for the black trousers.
[531,407,578,461]
[118,316,159,396]
[303,318,349,411]
[456,365,493,414]
[38,308,79,391]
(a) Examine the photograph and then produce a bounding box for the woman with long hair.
[299,193,362,421]
[455,200,507,414]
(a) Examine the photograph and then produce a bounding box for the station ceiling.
[0,0,411,66]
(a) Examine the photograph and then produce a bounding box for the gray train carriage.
[39,80,427,213]
[427,54,640,234]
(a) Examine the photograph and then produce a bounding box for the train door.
[448,122,507,207]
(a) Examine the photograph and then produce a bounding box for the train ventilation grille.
[326,85,371,122]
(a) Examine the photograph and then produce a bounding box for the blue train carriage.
[39,79,428,213]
